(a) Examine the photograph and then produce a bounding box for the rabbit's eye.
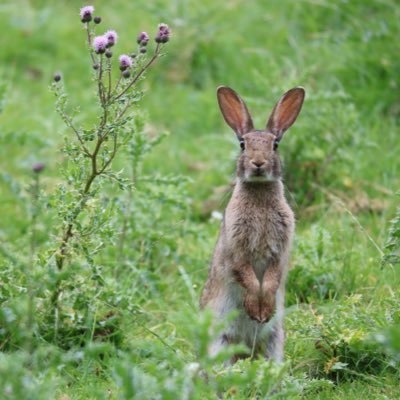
[240,140,245,151]
[273,140,279,151]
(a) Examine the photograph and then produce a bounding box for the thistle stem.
[114,43,161,100]
[86,22,96,64]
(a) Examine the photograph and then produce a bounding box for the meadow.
[0,0,399,399]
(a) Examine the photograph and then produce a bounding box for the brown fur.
[200,86,305,362]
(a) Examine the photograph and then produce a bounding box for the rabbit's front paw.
[243,291,262,322]
[259,290,276,323]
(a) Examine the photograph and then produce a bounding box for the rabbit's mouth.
[245,170,277,183]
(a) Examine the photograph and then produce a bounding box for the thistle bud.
[122,70,131,79]
[93,36,107,54]
[105,49,113,58]
[137,32,149,46]
[53,73,62,82]
[80,6,94,23]
[32,162,45,173]
[119,54,132,71]
[140,47,147,54]
[105,30,118,47]
[155,23,170,43]
[94,16,101,24]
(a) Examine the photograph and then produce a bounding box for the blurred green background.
[0,0,400,399]
[2,0,399,205]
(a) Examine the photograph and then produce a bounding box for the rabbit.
[200,86,305,363]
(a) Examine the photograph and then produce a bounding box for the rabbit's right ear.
[217,86,254,140]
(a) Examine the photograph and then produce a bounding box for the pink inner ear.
[217,87,254,137]
[223,95,245,128]
[267,88,305,138]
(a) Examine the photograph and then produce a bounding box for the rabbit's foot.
[259,290,276,323]
[243,291,263,322]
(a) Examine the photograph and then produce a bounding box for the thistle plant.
[49,5,170,313]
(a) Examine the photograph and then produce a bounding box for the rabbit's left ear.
[266,87,305,141]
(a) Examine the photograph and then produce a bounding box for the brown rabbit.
[200,86,305,363]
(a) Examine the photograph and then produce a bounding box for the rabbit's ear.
[266,87,305,141]
[217,86,254,140]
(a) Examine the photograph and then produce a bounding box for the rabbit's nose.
[251,160,265,168]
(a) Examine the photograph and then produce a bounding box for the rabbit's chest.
[227,209,291,263]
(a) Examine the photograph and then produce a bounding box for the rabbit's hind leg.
[265,286,286,363]
[266,319,284,363]
[208,333,229,359]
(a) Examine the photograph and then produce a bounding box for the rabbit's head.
[217,86,305,182]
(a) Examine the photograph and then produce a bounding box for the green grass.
[0,0,400,399]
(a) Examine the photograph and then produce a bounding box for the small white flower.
[211,210,223,221]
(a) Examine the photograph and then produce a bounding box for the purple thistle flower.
[93,35,108,54]
[158,23,169,33]
[155,23,170,43]
[80,5,94,23]
[137,31,149,45]
[32,162,45,173]
[105,30,118,47]
[119,54,132,71]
